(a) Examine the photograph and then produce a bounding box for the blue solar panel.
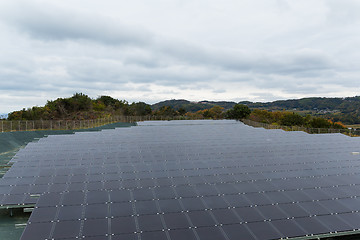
[1,120,360,239]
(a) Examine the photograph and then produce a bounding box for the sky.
[0,0,360,113]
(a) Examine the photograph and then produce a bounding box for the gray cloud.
[0,0,359,113]
[213,89,227,94]
[0,1,152,47]
[0,1,335,78]
[326,0,360,25]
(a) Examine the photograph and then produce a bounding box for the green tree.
[309,117,331,128]
[226,104,251,120]
[129,102,152,116]
[178,107,186,115]
[68,93,92,111]
[280,112,304,126]
[97,95,118,107]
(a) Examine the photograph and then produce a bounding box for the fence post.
[1,121,3,132]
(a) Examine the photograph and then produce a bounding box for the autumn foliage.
[249,109,346,129]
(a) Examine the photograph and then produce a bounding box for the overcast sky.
[1,0,360,113]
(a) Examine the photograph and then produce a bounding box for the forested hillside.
[240,96,360,111]
[240,96,360,124]
[151,100,236,112]
[6,94,360,124]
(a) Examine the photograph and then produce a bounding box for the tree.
[155,106,177,116]
[178,107,186,115]
[129,102,152,116]
[280,112,304,126]
[249,109,275,123]
[309,117,331,128]
[97,95,118,107]
[208,106,224,119]
[68,93,92,111]
[226,104,251,120]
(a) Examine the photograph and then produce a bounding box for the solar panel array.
[1,120,360,240]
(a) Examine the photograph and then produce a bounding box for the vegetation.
[225,104,251,120]
[249,109,346,129]
[151,97,360,124]
[7,93,152,120]
[4,94,352,130]
[240,96,360,124]
[152,99,236,112]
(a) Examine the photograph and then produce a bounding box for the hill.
[240,96,360,124]
[240,97,351,111]
[151,99,236,112]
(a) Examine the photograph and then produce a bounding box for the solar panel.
[1,120,360,239]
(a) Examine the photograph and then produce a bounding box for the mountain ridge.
[152,96,360,112]
[151,96,360,124]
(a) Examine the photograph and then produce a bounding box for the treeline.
[149,97,360,124]
[7,93,249,121]
[249,109,346,129]
[241,96,360,124]
[5,93,350,129]
[318,112,360,125]
[7,93,230,121]
[8,93,152,120]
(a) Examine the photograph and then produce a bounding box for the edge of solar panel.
[287,230,360,240]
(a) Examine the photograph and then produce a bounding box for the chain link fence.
[242,119,359,137]
[0,117,119,132]
[2,117,359,136]
[0,115,207,132]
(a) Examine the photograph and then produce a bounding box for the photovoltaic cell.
[111,216,137,234]
[20,222,52,240]
[52,220,81,239]
[168,229,197,240]
[82,218,108,237]
[0,119,359,240]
